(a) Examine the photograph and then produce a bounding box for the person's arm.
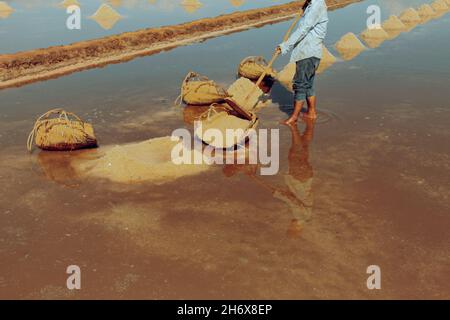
[279,0,325,55]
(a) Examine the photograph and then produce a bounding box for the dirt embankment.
[0,0,361,89]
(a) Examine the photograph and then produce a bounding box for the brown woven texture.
[27,109,98,152]
[238,56,276,80]
[179,71,229,105]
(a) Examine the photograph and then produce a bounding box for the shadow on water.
[270,81,340,124]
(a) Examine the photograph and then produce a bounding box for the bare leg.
[281,100,305,125]
[303,96,317,119]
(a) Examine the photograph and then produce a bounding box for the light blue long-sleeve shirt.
[279,0,328,62]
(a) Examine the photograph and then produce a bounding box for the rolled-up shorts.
[293,57,321,102]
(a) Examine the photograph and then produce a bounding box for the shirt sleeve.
[279,0,325,55]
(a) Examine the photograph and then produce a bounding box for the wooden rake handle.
[244,10,304,110]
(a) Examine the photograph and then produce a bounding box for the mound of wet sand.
[399,8,421,23]
[335,32,366,61]
[359,27,389,48]
[73,136,210,184]
[0,0,361,90]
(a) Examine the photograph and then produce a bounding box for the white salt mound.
[359,27,389,49]
[59,0,80,8]
[91,4,122,30]
[360,27,389,40]
[417,4,436,17]
[399,8,421,23]
[181,0,203,13]
[322,45,337,64]
[230,0,244,7]
[277,45,335,90]
[431,0,449,12]
[0,1,13,12]
[74,136,209,184]
[335,32,366,60]
[382,15,406,31]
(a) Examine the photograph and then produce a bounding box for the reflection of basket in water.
[195,104,258,149]
[238,56,276,80]
[178,71,229,105]
[27,109,98,152]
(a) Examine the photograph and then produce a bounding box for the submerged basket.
[27,109,98,152]
[177,71,229,105]
[238,56,276,80]
[195,103,259,149]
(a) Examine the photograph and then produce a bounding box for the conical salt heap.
[381,15,406,40]
[90,4,123,30]
[399,8,422,23]
[382,15,407,31]
[431,0,449,12]
[59,0,80,8]
[317,45,337,74]
[417,4,436,24]
[230,0,245,7]
[181,0,203,14]
[108,0,123,7]
[0,1,14,19]
[417,4,436,17]
[359,26,389,48]
[277,45,336,91]
[335,32,366,61]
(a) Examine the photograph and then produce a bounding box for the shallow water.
[0,0,449,299]
[0,0,292,53]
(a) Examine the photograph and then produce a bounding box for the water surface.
[0,0,449,299]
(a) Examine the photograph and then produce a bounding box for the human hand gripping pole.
[241,9,305,112]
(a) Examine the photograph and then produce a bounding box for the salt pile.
[0,1,13,11]
[359,27,389,48]
[335,32,366,61]
[90,4,122,30]
[399,8,422,23]
[417,4,436,17]
[74,137,209,184]
[277,45,336,90]
[317,45,337,74]
[431,0,449,12]
[181,0,203,14]
[230,0,244,7]
[382,15,406,31]
[59,0,80,8]
[0,1,13,19]
[108,0,123,8]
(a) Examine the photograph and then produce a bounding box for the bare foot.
[302,110,317,120]
[280,117,298,125]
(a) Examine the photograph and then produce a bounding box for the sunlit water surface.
[0,0,449,299]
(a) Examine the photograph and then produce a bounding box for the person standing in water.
[277,0,328,123]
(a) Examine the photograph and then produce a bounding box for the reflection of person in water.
[222,119,315,238]
[278,120,315,238]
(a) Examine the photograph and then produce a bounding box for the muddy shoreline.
[0,0,361,90]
